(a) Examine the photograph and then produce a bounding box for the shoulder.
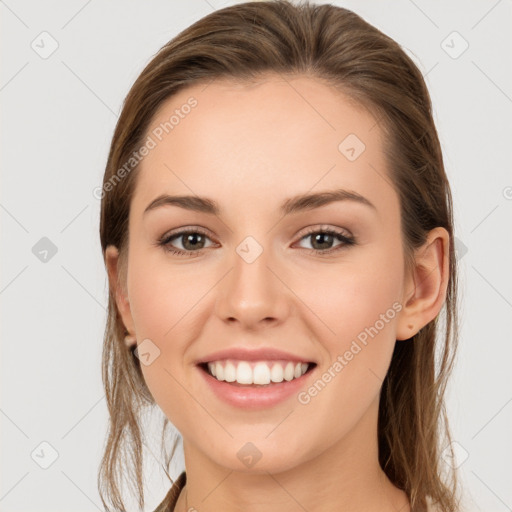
[153,471,186,512]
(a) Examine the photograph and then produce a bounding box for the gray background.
[1,0,511,510]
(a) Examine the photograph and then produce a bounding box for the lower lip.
[198,365,315,410]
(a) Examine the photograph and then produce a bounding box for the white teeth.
[236,361,253,384]
[253,362,271,385]
[215,362,224,381]
[284,362,295,381]
[224,361,236,382]
[206,360,310,385]
[270,363,284,383]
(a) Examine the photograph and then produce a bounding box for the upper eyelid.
[300,225,352,237]
[161,226,213,242]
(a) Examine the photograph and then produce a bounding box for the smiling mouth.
[198,359,317,387]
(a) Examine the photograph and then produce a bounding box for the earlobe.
[396,227,450,340]
[105,245,135,337]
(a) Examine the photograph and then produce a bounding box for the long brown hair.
[98,1,459,510]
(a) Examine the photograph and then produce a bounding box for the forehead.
[131,74,393,215]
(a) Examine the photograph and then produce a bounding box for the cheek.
[297,245,404,349]
[312,248,403,378]
[125,250,219,426]
[127,246,209,339]
[127,270,196,434]
[292,244,404,406]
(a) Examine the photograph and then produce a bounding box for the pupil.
[184,233,204,250]
[313,233,332,250]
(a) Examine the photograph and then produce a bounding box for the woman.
[97,1,460,511]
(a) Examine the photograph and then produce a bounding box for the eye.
[157,227,216,257]
[295,226,355,255]
[156,225,356,257]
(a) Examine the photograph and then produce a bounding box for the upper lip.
[195,347,317,365]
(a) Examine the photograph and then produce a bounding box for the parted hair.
[98,1,460,511]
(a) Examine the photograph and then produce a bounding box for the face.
[114,74,413,474]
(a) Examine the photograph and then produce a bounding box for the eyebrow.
[143,188,376,217]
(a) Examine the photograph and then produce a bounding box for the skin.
[106,74,449,512]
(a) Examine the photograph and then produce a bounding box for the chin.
[204,435,316,476]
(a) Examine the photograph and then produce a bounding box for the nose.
[214,241,292,330]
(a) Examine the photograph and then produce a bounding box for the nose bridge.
[215,233,290,326]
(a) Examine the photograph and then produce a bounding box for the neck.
[175,395,410,512]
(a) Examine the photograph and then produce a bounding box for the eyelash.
[156,225,356,258]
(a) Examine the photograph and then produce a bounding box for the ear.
[105,245,136,342]
[396,227,450,340]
